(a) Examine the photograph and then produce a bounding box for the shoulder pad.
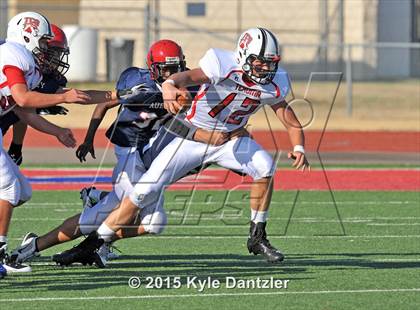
[116,67,154,91]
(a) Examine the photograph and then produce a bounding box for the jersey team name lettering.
[235,84,262,98]
[150,102,163,109]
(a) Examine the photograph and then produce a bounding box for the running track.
[23,168,420,191]
[3,129,420,153]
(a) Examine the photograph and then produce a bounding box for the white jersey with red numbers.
[185,48,290,132]
[0,41,42,116]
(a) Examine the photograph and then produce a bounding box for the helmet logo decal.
[239,33,253,49]
[23,17,40,35]
[165,56,180,63]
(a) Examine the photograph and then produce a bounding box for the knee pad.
[19,179,32,203]
[0,179,21,206]
[251,150,274,180]
[78,191,120,235]
[130,182,162,208]
[141,207,167,235]
[114,171,135,200]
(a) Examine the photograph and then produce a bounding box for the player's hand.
[162,83,190,114]
[228,127,251,140]
[76,141,96,162]
[56,128,76,148]
[36,106,69,115]
[288,151,310,171]
[195,129,230,146]
[63,88,92,104]
[117,83,149,101]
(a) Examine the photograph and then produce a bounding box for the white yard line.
[1,288,420,302]
[367,223,420,226]
[8,235,420,241]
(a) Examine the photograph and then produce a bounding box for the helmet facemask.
[42,46,70,75]
[32,36,52,73]
[151,61,185,84]
[243,54,280,85]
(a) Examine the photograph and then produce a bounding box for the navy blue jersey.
[105,67,166,148]
[34,72,67,94]
[105,67,199,148]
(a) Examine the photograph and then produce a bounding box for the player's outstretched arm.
[77,90,117,105]
[162,68,210,114]
[62,84,146,106]
[13,107,76,148]
[76,100,119,162]
[10,84,91,108]
[272,101,310,171]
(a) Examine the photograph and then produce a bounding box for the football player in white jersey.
[159,27,309,262]
[0,12,89,272]
[0,11,140,273]
[63,28,309,264]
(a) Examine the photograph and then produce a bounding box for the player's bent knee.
[130,183,161,208]
[0,180,22,206]
[114,171,135,200]
[19,183,32,203]
[252,151,275,180]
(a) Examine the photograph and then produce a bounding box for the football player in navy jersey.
[9,40,234,267]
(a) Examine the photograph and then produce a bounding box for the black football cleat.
[52,232,105,268]
[247,222,284,263]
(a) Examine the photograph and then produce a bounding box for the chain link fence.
[0,0,419,118]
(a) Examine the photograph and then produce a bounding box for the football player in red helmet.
[147,39,186,84]
[43,24,70,76]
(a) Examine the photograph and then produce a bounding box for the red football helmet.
[146,39,186,84]
[43,24,70,75]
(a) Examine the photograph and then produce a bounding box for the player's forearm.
[167,68,210,88]
[287,126,305,148]
[161,115,197,140]
[14,108,62,136]
[83,90,117,105]
[12,90,66,108]
[276,106,305,147]
[84,102,116,143]
[12,121,27,145]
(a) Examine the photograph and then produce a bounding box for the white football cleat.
[97,242,121,266]
[3,262,32,273]
[10,232,40,263]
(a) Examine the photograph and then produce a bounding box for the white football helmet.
[236,27,281,84]
[6,12,53,66]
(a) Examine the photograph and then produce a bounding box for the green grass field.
[1,189,419,309]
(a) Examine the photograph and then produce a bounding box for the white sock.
[97,223,115,243]
[251,210,268,223]
[0,235,7,244]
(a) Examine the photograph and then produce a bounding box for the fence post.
[0,0,8,38]
[144,2,151,66]
[346,44,353,116]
